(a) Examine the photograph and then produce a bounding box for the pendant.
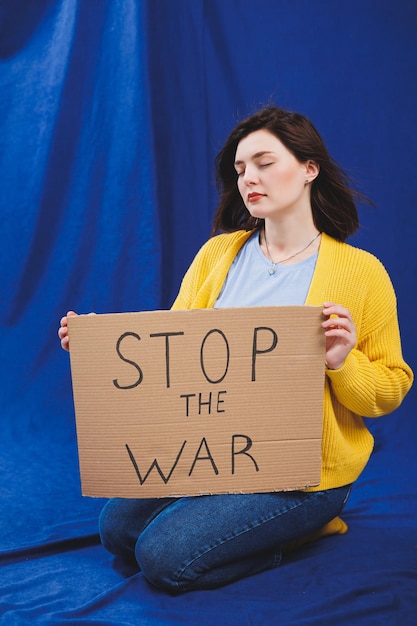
[268,265,276,275]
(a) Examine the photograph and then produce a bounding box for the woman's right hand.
[58,311,78,352]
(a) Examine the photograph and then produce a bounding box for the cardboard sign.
[68,306,325,498]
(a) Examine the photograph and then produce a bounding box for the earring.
[305,179,309,185]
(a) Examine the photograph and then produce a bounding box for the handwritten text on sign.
[68,307,325,498]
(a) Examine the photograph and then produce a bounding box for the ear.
[304,160,319,182]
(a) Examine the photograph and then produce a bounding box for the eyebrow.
[234,150,275,166]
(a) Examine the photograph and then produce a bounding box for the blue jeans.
[99,485,351,593]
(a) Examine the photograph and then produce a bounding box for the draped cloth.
[1,1,416,623]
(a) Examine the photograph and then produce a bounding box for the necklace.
[263,230,321,275]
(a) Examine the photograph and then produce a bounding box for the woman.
[59,106,413,593]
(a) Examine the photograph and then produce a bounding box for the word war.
[125,434,259,486]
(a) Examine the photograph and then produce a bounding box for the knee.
[135,529,186,593]
[98,499,136,559]
[98,499,121,555]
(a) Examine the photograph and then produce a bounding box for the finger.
[322,317,351,331]
[60,310,78,328]
[60,336,70,352]
[323,326,350,336]
[323,303,352,319]
[58,326,68,339]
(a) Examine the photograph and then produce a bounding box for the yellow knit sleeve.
[325,256,413,417]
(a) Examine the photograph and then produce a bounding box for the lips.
[248,193,265,202]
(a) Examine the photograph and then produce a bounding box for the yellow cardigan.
[172,231,413,490]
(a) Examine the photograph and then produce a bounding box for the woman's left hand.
[322,302,357,370]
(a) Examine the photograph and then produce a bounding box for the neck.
[262,215,319,250]
[261,220,321,267]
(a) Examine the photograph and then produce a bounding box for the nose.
[242,165,259,185]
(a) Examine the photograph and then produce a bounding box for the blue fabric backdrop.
[1,1,416,624]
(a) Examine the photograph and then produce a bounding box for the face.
[234,129,315,219]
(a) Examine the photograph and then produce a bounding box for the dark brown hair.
[212,106,363,241]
